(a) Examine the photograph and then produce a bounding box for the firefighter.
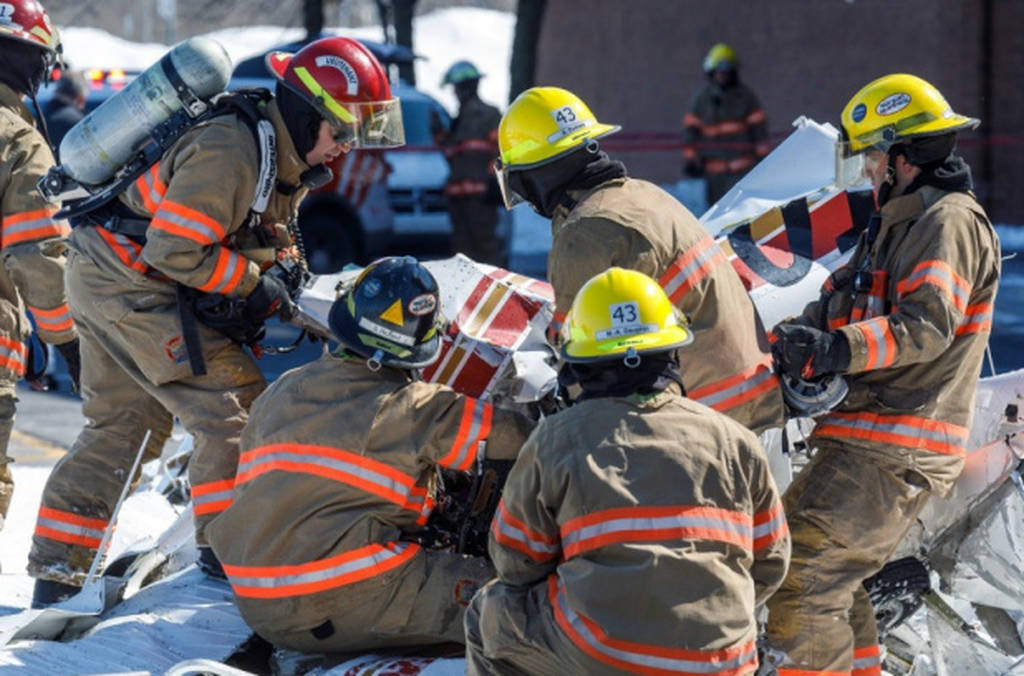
[206,256,533,653]
[496,86,784,433]
[682,43,770,206]
[0,0,80,538]
[465,267,790,675]
[41,69,87,155]
[28,37,405,604]
[435,60,504,266]
[765,74,1000,676]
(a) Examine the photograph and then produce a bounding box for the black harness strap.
[176,284,207,376]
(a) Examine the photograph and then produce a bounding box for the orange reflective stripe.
[705,158,729,174]
[778,670,849,676]
[236,443,434,524]
[745,109,766,125]
[549,576,758,675]
[224,541,419,599]
[550,311,566,333]
[452,139,496,153]
[682,112,702,128]
[682,146,698,160]
[755,142,771,157]
[956,302,993,335]
[658,235,727,303]
[852,317,897,370]
[28,303,74,333]
[34,505,108,549]
[197,247,246,294]
[2,207,70,245]
[828,317,849,330]
[439,397,492,471]
[728,155,756,172]
[96,227,149,275]
[815,411,968,457]
[0,336,26,375]
[444,179,489,196]
[896,259,970,313]
[703,119,748,137]
[150,199,226,245]
[688,355,779,413]
[852,644,882,676]
[491,498,561,562]
[192,477,235,516]
[753,499,788,551]
[134,162,167,213]
[561,504,753,560]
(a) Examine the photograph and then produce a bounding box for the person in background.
[765,74,999,676]
[465,267,789,675]
[208,256,533,653]
[0,0,80,547]
[496,86,784,433]
[434,60,504,266]
[682,43,770,206]
[41,69,86,156]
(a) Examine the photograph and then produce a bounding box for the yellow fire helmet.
[562,267,693,364]
[841,73,979,156]
[703,43,738,73]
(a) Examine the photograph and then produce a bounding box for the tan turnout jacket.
[548,177,784,432]
[207,353,533,646]
[486,388,790,674]
[795,187,1000,493]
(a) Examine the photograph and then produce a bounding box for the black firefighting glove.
[772,324,851,381]
[55,339,81,393]
[683,159,704,179]
[244,274,295,322]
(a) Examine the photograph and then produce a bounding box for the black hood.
[275,81,322,161]
[509,146,627,218]
[0,40,48,96]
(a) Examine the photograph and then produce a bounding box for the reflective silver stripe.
[140,173,163,208]
[0,344,24,363]
[903,265,969,307]
[694,366,775,409]
[237,450,411,504]
[154,208,222,243]
[753,512,785,540]
[2,217,59,236]
[821,415,966,446]
[563,513,751,550]
[661,239,720,300]
[36,516,105,542]
[862,319,892,368]
[853,654,882,669]
[553,580,756,673]
[494,513,560,555]
[230,542,413,589]
[867,295,885,318]
[192,488,233,507]
[447,399,488,469]
[211,250,242,293]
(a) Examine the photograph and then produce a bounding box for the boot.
[197,545,226,580]
[31,578,82,608]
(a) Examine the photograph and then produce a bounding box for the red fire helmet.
[0,0,60,53]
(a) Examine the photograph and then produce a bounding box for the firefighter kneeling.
[465,268,791,676]
[207,256,533,653]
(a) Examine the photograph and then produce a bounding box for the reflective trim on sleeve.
[0,336,26,376]
[438,397,493,471]
[236,443,434,525]
[150,199,227,245]
[814,411,968,458]
[548,576,759,675]
[560,505,753,560]
[28,304,74,333]
[491,498,561,562]
[852,644,882,676]
[896,259,971,313]
[658,235,727,303]
[688,355,779,414]
[851,317,897,370]
[956,302,994,336]
[1,207,70,246]
[682,112,702,129]
[753,499,788,552]
[192,478,235,516]
[223,541,419,599]
[197,247,247,295]
[96,227,149,275]
[34,505,108,549]
[134,162,167,214]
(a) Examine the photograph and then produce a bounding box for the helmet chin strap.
[875,154,896,207]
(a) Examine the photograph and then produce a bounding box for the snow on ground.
[59,7,515,119]
[0,466,49,577]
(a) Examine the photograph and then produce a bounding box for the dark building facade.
[535,0,1024,223]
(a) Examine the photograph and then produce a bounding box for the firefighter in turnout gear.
[683,43,770,206]
[0,0,79,537]
[436,60,504,266]
[765,74,1000,676]
[207,257,533,653]
[496,86,784,433]
[465,268,790,675]
[29,37,404,604]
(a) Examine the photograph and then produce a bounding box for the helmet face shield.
[495,159,526,210]
[835,140,868,189]
[327,99,405,149]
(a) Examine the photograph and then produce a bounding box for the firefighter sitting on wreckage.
[764,74,1001,676]
[495,86,784,434]
[29,37,405,605]
[464,267,790,675]
[207,256,534,654]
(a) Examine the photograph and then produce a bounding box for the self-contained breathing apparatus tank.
[37,37,232,212]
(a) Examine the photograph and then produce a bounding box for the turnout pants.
[28,249,265,584]
[449,195,504,268]
[249,550,494,654]
[765,443,931,676]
